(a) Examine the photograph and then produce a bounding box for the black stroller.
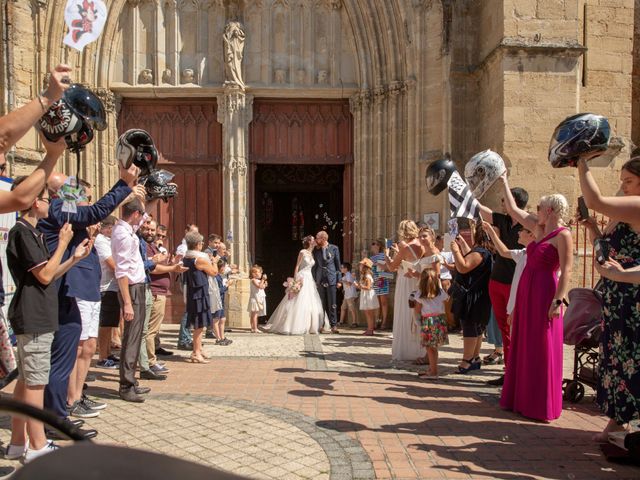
[562,287,603,403]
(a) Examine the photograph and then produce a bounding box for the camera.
[408,292,416,309]
[594,238,610,265]
[577,196,589,221]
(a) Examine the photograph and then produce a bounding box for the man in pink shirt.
[111,199,151,403]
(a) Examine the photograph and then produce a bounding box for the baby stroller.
[562,287,602,403]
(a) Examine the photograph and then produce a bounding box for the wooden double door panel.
[118,98,353,322]
[118,99,224,322]
[118,99,224,251]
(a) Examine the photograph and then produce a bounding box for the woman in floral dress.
[578,156,640,441]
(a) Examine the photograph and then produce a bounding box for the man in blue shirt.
[38,165,143,431]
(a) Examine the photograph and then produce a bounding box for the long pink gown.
[500,227,566,421]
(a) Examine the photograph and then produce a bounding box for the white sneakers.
[4,442,28,460]
[23,440,59,463]
[4,440,59,463]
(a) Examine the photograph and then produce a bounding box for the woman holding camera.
[578,156,640,441]
[385,220,424,362]
[498,175,573,421]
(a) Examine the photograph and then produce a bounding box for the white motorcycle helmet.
[464,149,507,199]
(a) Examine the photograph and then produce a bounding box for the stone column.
[216,85,253,329]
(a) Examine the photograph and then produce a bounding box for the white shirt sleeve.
[94,235,112,262]
[509,249,526,263]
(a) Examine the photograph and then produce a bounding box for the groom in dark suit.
[312,231,342,333]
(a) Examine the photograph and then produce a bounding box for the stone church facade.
[1,0,637,324]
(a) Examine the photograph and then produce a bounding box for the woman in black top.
[450,222,493,374]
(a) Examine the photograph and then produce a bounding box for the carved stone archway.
[37,0,445,253]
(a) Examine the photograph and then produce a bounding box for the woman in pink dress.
[498,175,573,421]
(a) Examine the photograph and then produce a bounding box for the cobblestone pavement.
[0,325,638,479]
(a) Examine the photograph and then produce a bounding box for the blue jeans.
[485,309,503,348]
[178,312,192,346]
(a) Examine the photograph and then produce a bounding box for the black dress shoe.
[69,419,85,428]
[47,426,98,440]
[140,369,167,381]
[155,347,174,356]
[119,388,145,403]
[134,386,151,395]
[487,375,505,386]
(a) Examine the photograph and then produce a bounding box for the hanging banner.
[63,0,108,52]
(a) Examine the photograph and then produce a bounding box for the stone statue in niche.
[162,69,173,84]
[138,68,153,84]
[182,68,196,84]
[223,21,246,89]
[317,70,328,85]
[274,69,287,84]
[296,69,306,84]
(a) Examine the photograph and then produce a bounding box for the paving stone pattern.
[0,327,638,479]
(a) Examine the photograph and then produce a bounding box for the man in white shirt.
[94,216,120,369]
[111,199,151,403]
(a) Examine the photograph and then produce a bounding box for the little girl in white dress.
[248,265,268,333]
[357,258,379,335]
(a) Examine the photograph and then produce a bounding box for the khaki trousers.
[146,294,167,367]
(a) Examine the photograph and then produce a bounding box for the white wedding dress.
[264,249,329,335]
[391,247,425,361]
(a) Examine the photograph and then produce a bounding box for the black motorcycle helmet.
[549,113,610,168]
[425,155,456,195]
[116,129,158,176]
[37,84,106,152]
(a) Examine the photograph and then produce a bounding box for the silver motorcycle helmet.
[464,149,506,199]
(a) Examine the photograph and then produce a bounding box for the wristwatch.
[552,298,566,307]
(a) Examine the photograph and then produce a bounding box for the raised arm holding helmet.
[0,65,72,213]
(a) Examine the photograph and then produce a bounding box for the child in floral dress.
[413,268,449,379]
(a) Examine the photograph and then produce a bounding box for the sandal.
[413,357,429,366]
[483,351,504,365]
[418,370,438,380]
[362,330,374,336]
[454,359,476,374]
[350,323,358,328]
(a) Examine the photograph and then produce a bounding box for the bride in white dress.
[263,235,329,335]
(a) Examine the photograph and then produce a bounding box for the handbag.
[563,288,603,345]
[448,279,469,319]
[448,254,491,320]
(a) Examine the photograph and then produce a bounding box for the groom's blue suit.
[312,243,341,328]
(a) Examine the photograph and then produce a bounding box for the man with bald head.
[312,230,342,334]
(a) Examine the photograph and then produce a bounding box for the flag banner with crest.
[447,171,480,219]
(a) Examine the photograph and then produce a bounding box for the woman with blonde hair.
[498,175,573,421]
[385,220,425,362]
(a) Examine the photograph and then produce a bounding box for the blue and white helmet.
[548,113,610,168]
[464,149,506,199]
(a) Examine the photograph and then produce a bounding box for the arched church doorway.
[249,99,353,317]
[254,164,344,317]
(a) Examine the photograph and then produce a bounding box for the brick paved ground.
[0,325,639,479]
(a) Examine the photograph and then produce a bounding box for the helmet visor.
[63,85,107,131]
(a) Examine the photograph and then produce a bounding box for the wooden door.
[249,99,354,262]
[118,99,223,322]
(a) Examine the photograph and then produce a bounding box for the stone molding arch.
[36,0,439,249]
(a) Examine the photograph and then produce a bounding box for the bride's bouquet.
[283,277,303,300]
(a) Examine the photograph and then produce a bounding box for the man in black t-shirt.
[479,186,529,386]
[5,177,90,463]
